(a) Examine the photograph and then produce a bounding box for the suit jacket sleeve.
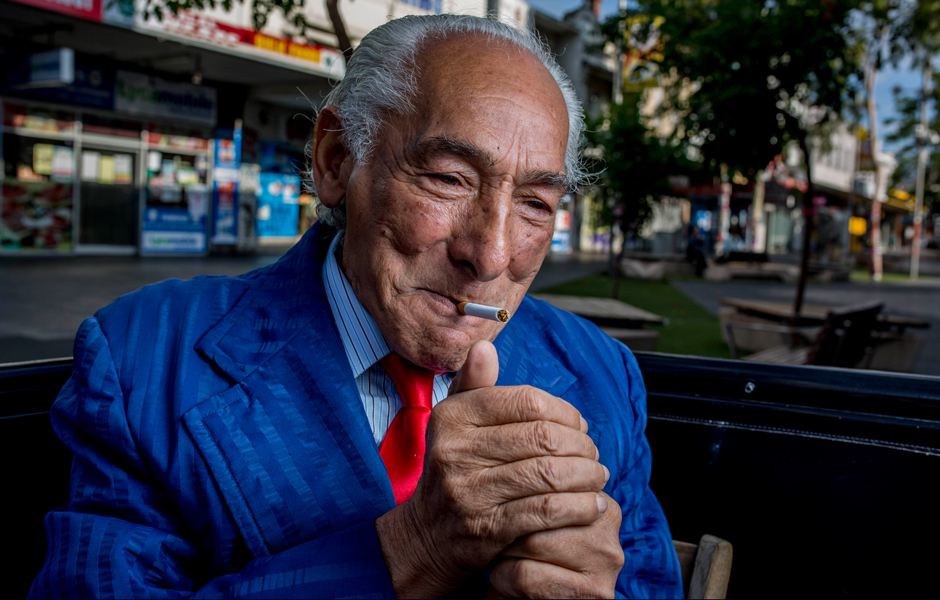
[29,316,398,599]
[611,344,684,599]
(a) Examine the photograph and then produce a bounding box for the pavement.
[0,248,609,364]
[671,277,940,377]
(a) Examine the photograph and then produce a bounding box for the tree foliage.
[616,0,865,177]
[887,73,940,213]
[582,94,689,235]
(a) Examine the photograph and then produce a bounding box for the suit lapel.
[184,225,394,558]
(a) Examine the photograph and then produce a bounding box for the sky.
[528,0,928,153]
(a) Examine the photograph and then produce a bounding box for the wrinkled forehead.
[414,33,567,120]
[391,33,568,166]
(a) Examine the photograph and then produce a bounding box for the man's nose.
[449,193,512,282]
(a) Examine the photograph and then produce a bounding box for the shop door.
[77,145,139,250]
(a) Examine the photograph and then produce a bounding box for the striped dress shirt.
[323,232,455,446]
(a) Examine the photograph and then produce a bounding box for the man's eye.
[431,174,461,186]
[524,199,550,212]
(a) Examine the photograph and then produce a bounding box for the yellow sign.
[254,34,287,54]
[848,216,867,236]
[99,155,116,184]
[288,44,320,63]
[623,14,665,92]
[33,143,54,175]
[889,188,911,201]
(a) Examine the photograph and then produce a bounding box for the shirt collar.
[323,231,392,378]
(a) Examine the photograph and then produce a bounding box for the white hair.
[310,14,587,227]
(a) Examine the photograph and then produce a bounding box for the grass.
[849,269,940,284]
[538,275,733,359]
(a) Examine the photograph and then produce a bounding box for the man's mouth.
[421,289,461,312]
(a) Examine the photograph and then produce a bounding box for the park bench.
[4,353,939,598]
[724,301,884,366]
[723,299,931,371]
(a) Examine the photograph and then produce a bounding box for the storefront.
[1,63,219,255]
[2,0,344,256]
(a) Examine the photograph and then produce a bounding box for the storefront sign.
[115,70,216,127]
[212,131,241,245]
[141,186,209,253]
[2,52,114,110]
[9,0,102,22]
[27,48,75,87]
[256,173,299,238]
[103,3,343,78]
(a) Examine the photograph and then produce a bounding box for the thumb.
[449,340,499,395]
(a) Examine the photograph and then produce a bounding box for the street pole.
[717,164,731,256]
[865,57,884,282]
[911,53,932,280]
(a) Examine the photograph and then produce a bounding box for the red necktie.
[379,352,436,505]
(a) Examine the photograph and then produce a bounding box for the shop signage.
[141,186,209,254]
[9,0,102,22]
[256,173,300,238]
[103,3,344,78]
[2,53,115,111]
[27,48,75,87]
[115,70,216,127]
[211,130,241,245]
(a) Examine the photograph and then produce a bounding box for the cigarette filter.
[457,301,510,323]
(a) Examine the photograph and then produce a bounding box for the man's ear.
[311,105,350,209]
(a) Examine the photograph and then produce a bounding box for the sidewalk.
[0,248,608,364]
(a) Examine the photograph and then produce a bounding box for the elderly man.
[30,14,681,599]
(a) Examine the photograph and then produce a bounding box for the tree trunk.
[864,33,886,282]
[793,131,815,316]
[325,0,353,59]
[911,50,932,280]
[610,223,620,298]
[750,169,766,252]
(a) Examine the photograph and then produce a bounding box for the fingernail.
[603,464,610,482]
[580,416,588,432]
[596,494,608,513]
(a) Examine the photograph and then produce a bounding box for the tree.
[620,0,865,314]
[888,0,940,277]
[582,94,691,296]
[855,0,899,282]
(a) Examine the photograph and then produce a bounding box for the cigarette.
[456,301,510,323]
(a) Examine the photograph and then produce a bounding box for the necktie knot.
[380,352,434,410]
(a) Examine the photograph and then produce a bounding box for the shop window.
[142,144,210,254]
[2,103,75,136]
[1,132,74,251]
[146,124,211,153]
[77,148,138,247]
[81,114,142,139]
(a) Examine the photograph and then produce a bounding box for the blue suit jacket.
[30,224,682,599]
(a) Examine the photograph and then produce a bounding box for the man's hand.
[488,492,625,599]
[375,341,609,598]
